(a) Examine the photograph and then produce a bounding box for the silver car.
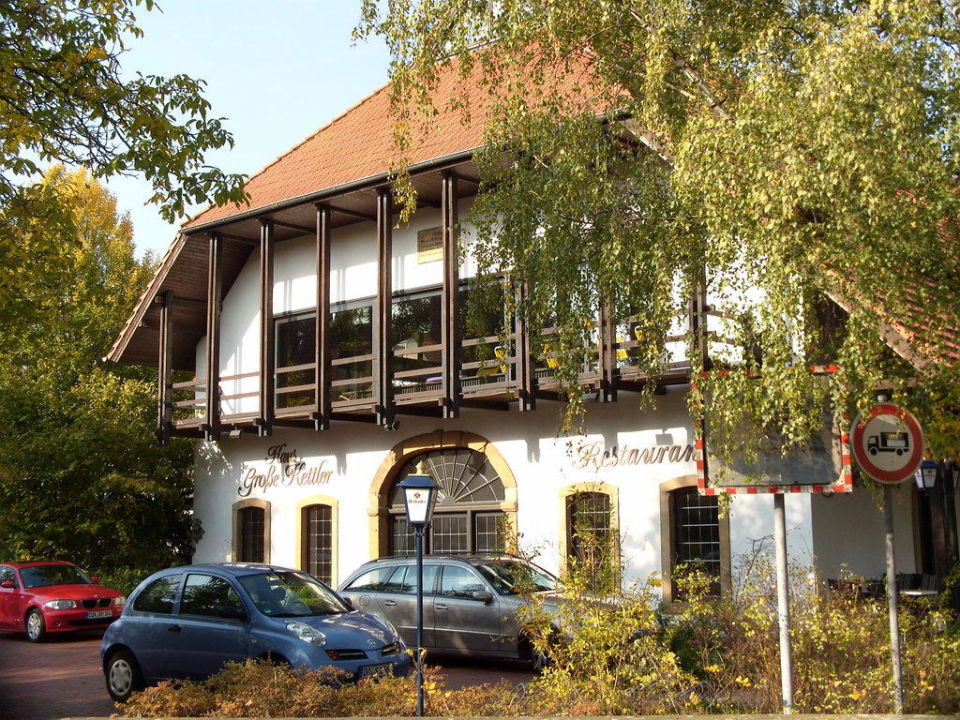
[339,555,560,669]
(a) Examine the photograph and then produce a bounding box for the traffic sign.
[850,403,924,484]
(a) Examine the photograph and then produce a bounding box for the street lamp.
[398,461,438,717]
[915,459,939,491]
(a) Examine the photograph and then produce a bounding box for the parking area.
[0,631,532,720]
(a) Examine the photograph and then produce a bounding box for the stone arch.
[366,430,518,560]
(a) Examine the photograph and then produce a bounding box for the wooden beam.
[689,274,710,370]
[599,299,617,402]
[329,412,378,424]
[314,204,332,431]
[441,171,461,419]
[376,189,395,428]
[516,282,536,412]
[450,171,481,186]
[157,290,174,445]
[219,231,259,245]
[204,235,222,440]
[329,205,376,222]
[272,219,315,234]
[258,220,276,436]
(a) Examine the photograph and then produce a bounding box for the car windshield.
[239,571,349,618]
[21,564,93,589]
[474,560,558,595]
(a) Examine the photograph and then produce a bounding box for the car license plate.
[85,610,112,619]
[359,662,392,678]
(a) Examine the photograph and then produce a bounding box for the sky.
[103,1,391,259]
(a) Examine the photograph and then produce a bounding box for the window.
[275,313,315,409]
[392,291,442,393]
[330,301,374,401]
[566,492,614,590]
[0,566,17,587]
[438,565,487,598]
[660,479,730,606]
[133,576,181,614]
[180,574,245,620]
[302,504,332,584]
[386,448,506,555]
[237,506,266,563]
[345,566,396,592]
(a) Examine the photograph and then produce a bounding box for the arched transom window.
[387,448,506,555]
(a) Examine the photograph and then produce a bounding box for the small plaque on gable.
[417,227,443,263]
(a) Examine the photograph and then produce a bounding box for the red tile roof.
[184,52,603,229]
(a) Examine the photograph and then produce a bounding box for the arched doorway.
[367,431,518,559]
[388,448,506,555]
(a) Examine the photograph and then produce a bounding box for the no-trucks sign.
[850,403,924,484]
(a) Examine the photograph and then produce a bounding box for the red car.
[0,561,125,642]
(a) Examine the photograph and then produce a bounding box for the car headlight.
[43,600,76,610]
[112,596,126,607]
[285,621,326,646]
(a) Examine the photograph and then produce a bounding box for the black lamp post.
[398,462,438,717]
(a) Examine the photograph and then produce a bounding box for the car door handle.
[383,600,397,607]
[435,603,448,611]
[167,624,182,633]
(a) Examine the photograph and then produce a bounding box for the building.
[108,61,959,600]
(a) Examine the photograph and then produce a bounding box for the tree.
[358,0,960,458]
[0,167,199,576]
[0,0,246,324]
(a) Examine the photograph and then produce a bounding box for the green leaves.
[364,0,960,457]
[0,0,246,222]
[0,167,199,573]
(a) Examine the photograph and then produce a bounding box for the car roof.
[162,562,302,578]
[351,554,526,570]
[6,561,77,569]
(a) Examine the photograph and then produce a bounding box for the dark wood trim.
[516,282,535,412]
[329,412,378,424]
[204,234,223,440]
[690,275,710,370]
[271,219,314,234]
[459,398,511,411]
[599,299,617,402]
[376,189,395,428]
[219,232,259,245]
[441,171,461,418]
[258,220,276,436]
[315,204,332,431]
[329,205,376,222]
[157,290,174,445]
[393,406,444,418]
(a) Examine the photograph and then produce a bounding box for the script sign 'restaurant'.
[571,440,695,470]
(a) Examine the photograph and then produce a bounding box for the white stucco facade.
[185,196,921,593]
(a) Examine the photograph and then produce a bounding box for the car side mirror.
[90,576,101,584]
[471,590,493,603]
[0,580,15,590]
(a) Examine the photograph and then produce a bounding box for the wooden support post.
[376,189,396,429]
[689,275,710,371]
[516,281,536,412]
[157,290,174,445]
[204,234,222,441]
[258,220,275,437]
[441,171,461,419]
[314,205,332,431]
[599,299,617,402]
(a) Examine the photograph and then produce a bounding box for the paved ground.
[0,630,532,720]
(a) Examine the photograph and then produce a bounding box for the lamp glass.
[915,462,938,490]
[398,469,439,526]
[404,486,433,523]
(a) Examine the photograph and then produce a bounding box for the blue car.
[100,563,410,702]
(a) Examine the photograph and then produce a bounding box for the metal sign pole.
[773,493,794,714]
[883,485,904,714]
[415,525,425,717]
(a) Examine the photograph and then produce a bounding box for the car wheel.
[25,609,46,642]
[520,634,551,673]
[105,649,144,703]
